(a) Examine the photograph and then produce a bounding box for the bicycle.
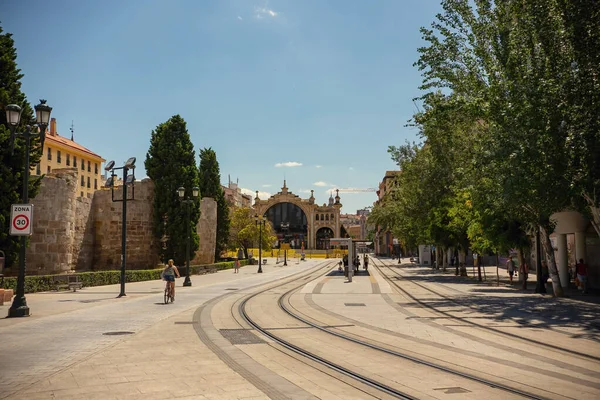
[164,279,174,304]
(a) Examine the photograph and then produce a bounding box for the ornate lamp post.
[178,186,199,287]
[160,214,169,264]
[5,100,52,318]
[104,157,136,298]
[281,222,289,266]
[254,214,266,273]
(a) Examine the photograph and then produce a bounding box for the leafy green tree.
[145,115,199,266]
[229,207,276,259]
[0,24,42,271]
[198,148,230,261]
[413,0,600,295]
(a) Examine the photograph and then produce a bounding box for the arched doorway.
[316,227,334,250]
[265,202,308,249]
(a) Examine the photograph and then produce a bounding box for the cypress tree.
[0,24,42,271]
[198,147,230,261]
[145,115,199,266]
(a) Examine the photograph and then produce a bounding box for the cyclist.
[162,259,180,300]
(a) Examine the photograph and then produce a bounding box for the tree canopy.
[145,115,199,266]
[0,24,43,270]
[375,0,599,293]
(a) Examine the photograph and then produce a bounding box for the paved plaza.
[1,257,598,399]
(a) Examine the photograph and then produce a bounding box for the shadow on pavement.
[385,262,600,341]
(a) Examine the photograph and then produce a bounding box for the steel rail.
[239,262,418,400]
[275,262,550,400]
[375,258,600,363]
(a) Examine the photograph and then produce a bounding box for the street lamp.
[254,214,266,273]
[178,186,199,287]
[105,157,136,298]
[281,221,289,266]
[5,100,52,318]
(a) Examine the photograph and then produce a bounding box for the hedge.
[1,259,248,294]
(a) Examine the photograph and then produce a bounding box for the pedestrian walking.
[506,256,515,283]
[233,257,240,273]
[541,260,550,284]
[576,258,588,294]
[364,254,369,271]
[520,260,529,290]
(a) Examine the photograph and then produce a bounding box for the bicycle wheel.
[164,286,170,304]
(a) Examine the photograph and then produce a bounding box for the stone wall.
[193,197,217,265]
[24,172,217,275]
[92,178,158,270]
[27,168,81,274]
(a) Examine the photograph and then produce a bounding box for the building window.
[87,161,91,172]
[57,150,61,163]
[66,154,70,166]
[81,159,84,170]
[94,179,97,189]
[95,163,98,174]
[331,213,334,220]
[87,177,90,188]
[316,214,319,221]
[47,166,51,173]
[73,156,77,167]
[326,214,329,221]
[47,148,52,160]
[80,191,83,197]
[36,164,41,175]
[81,176,84,186]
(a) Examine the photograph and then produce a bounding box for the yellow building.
[32,118,105,198]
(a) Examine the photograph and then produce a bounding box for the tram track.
[240,263,554,399]
[372,257,600,363]
[238,262,418,400]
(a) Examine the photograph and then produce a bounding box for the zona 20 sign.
[10,204,34,236]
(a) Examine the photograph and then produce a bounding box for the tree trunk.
[459,249,468,276]
[517,247,524,284]
[582,192,600,238]
[477,256,482,281]
[496,253,500,286]
[540,225,564,297]
[534,227,547,294]
[442,247,447,272]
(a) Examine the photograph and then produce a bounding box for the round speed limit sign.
[13,214,30,231]
[10,204,33,236]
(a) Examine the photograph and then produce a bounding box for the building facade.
[374,170,401,256]
[252,181,344,250]
[222,180,252,208]
[33,118,105,198]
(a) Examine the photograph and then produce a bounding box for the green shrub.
[1,260,247,294]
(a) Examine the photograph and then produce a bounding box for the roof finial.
[70,120,74,141]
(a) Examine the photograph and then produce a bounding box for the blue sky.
[2,0,441,213]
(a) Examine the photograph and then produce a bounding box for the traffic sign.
[10,204,33,236]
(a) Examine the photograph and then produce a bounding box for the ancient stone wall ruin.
[194,197,217,265]
[25,170,216,275]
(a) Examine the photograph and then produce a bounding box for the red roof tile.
[45,133,105,161]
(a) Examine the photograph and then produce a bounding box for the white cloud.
[255,6,278,19]
[298,189,312,194]
[274,161,302,167]
[262,184,272,187]
[315,165,322,168]
[313,181,328,187]
[349,167,354,170]
[241,188,272,200]
[238,16,243,20]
